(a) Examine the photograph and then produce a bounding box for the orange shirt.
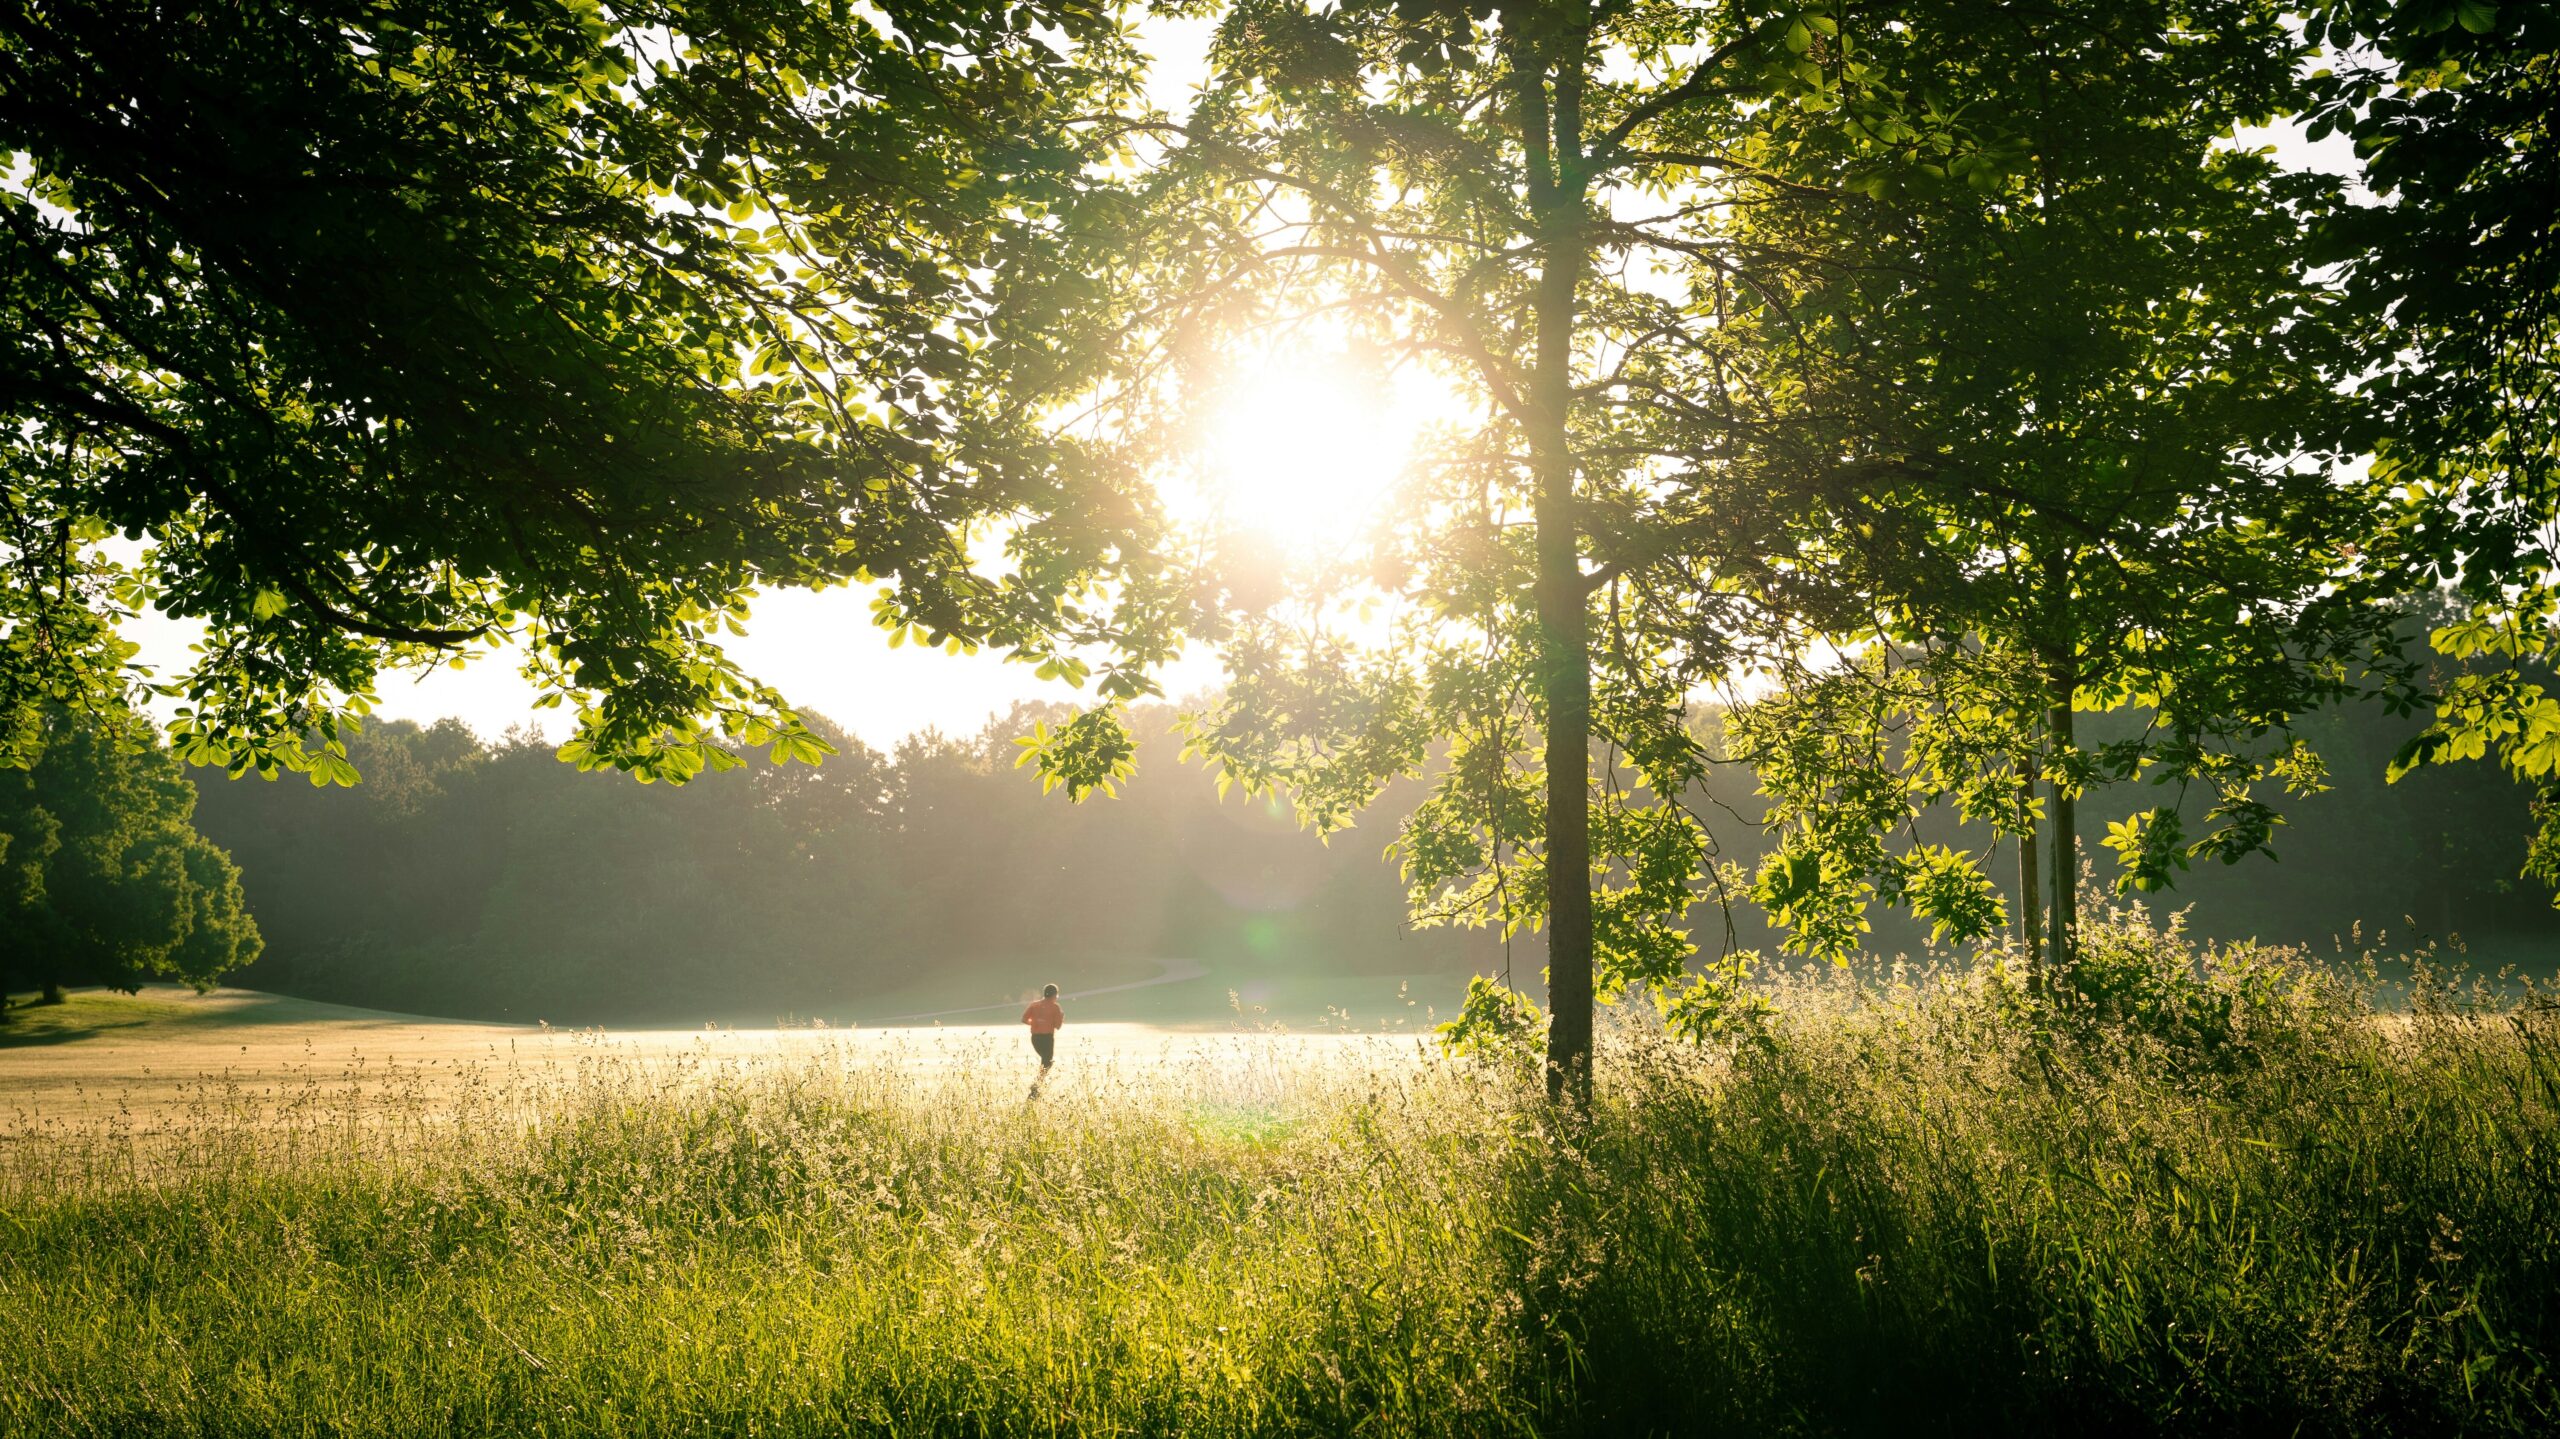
[1022,998,1064,1034]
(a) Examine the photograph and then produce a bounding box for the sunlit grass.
[0,989,208,1048]
[4,914,2555,1435]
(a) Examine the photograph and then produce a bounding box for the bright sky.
[120,17,2362,756]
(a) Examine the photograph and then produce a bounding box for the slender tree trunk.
[2047,683,2078,979]
[2038,541,2078,982]
[1536,531,1592,1108]
[1516,12,1593,1105]
[2017,794,2043,992]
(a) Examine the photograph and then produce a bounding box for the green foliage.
[0,708,260,1003]
[1434,973,1543,1061]
[1095,0,1922,1081]
[1657,949,1774,1051]
[1734,652,1956,960]
[2101,809,2193,892]
[2045,901,2319,1068]
[4,914,2555,1432]
[2307,3,2560,897]
[2391,608,2560,903]
[0,0,1168,782]
[171,657,2560,1026]
[175,662,2560,1027]
[1012,708,1139,799]
[1898,844,2005,944]
[1713,0,2387,963]
[1050,0,2430,1079]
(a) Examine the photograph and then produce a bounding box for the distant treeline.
[1891,694,2558,954]
[192,704,1502,1024]
[178,670,2559,1024]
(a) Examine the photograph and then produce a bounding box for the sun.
[1190,363,1411,555]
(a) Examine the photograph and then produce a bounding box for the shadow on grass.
[0,990,219,1049]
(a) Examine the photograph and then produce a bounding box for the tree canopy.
[0,706,259,1008]
[2309,2,2560,895]
[1029,0,2406,1093]
[0,0,1169,782]
[6,0,2556,1087]
[1710,0,2385,974]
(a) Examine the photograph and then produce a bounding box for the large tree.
[0,707,259,1008]
[1030,0,2365,1093]
[1711,0,2383,976]
[1024,0,1928,1099]
[0,0,1170,782]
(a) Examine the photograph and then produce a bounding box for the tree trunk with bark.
[2047,683,2078,979]
[2018,795,2043,992]
[1516,9,1594,1105]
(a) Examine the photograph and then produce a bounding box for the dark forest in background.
[186,671,2558,1026]
[191,702,1500,1024]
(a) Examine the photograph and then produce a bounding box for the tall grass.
[4,908,2555,1436]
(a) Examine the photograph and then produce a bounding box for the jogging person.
[1022,983,1063,1094]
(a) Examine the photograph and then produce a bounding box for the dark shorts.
[1031,1031,1056,1065]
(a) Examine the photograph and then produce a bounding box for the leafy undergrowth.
[4,911,2555,1436]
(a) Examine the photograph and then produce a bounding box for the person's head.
[1042,983,1059,1000]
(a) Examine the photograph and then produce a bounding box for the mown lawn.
[4,912,2554,1436]
[0,989,213,1049]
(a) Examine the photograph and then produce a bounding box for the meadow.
[3,908,2555,1437]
